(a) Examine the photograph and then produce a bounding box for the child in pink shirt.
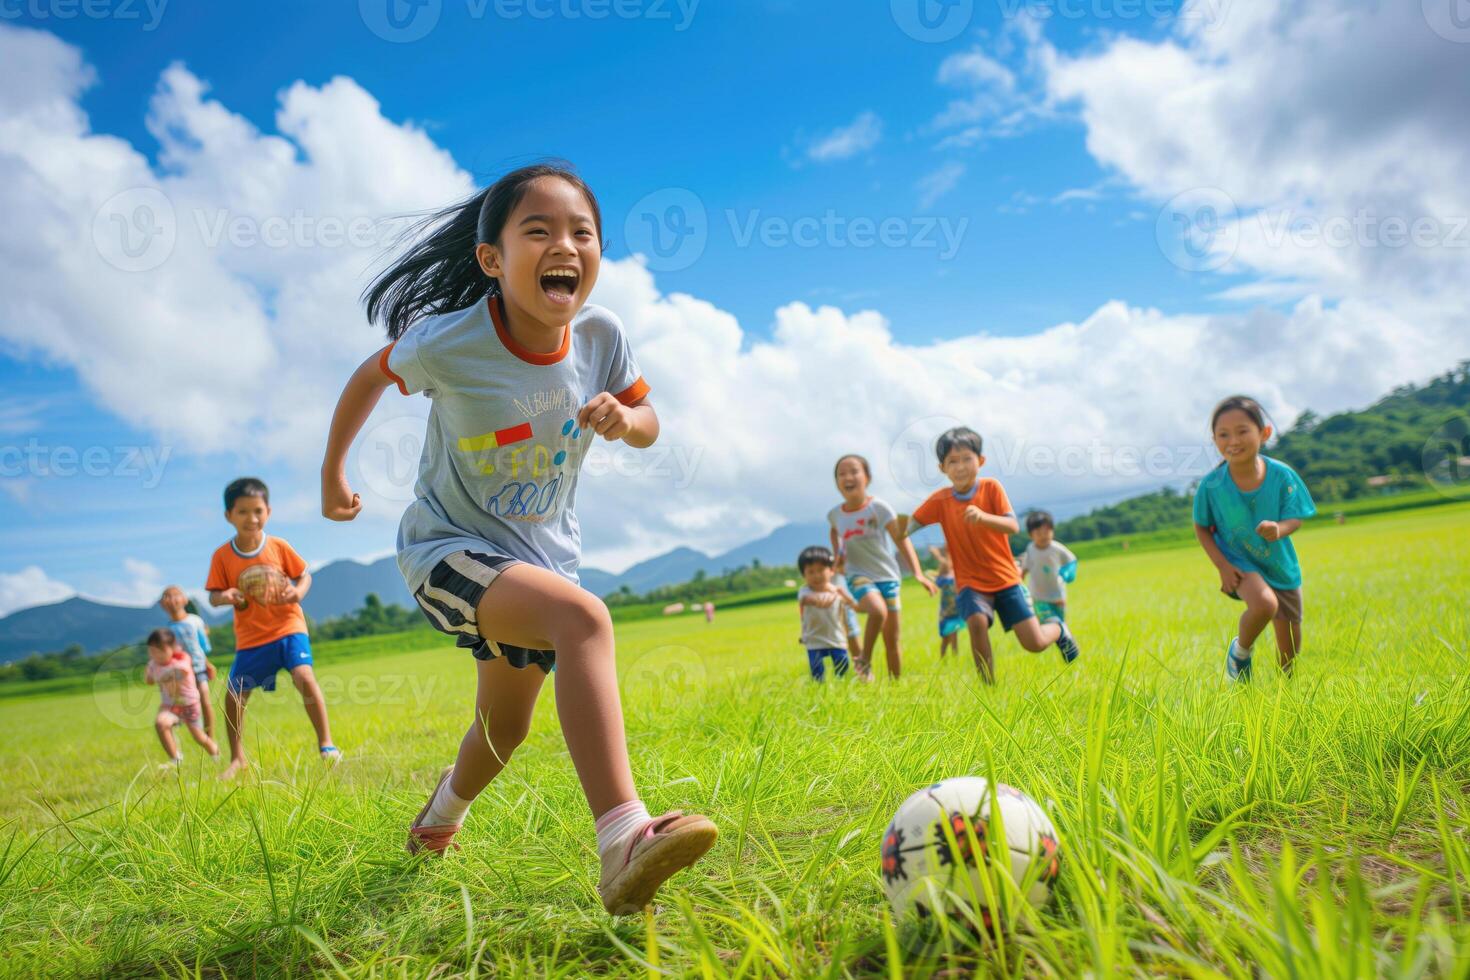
[144,628,218,766]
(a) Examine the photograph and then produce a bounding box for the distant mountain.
[0,596,165,664]
[300,556,414,622]
[612,547,712,595]
[714,522,827,570]
[577,567,620,597]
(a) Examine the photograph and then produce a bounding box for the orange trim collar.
[489,295,570,365]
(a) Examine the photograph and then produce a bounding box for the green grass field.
[3,504,1469,977]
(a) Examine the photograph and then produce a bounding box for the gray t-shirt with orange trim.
[384,296,648,592]
[828,496,901,583]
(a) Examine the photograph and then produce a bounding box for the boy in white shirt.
[1018,511,1078,624]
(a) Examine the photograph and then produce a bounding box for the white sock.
[595,800,651,865]
[1234,637,1253,658]
[424,778,472,827]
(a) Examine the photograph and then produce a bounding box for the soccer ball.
[880,777,1060,925]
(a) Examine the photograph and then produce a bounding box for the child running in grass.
[144,628,218,766]
[796,546,858,682]
[901,427,1080,683]
[1193,395,1316,681]
[206,478,340,779]
[159,586,216,738]
[829,454,936,680]
[320,163,716,915]
[1018,512,1078,624]
[929,545,964,659]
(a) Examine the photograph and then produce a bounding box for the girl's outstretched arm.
[889,521,938,595]
[321,347,396,521]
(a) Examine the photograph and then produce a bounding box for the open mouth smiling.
[540,266,580,305]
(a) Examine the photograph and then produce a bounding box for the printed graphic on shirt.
[453,399,590,524]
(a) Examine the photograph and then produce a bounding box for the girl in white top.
[827,454,935,679]
[320,164,714,914]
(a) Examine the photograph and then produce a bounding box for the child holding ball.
[1193,395,1316,681]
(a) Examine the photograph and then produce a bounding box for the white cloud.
[937,49,1015,91]
[0,565,75,617]
[805,111,883,163]
[928,28,1053,145]
[916,162,966,209]
[0,25,471,466]
[1042,2,1470,304]
[83,558,168,608]
[574,260,1467,569]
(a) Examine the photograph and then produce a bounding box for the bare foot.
[220,759,249,781]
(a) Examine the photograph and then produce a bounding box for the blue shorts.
[228,633,312,693]
[850,577,901,610]
[956,585,1035,633]
[194,669,210,689]
[805,647,850,682]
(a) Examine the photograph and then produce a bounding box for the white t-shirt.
[827,496,901,582]
[798,585,852,650]
[1019,541,1077,603]
[385,296,647,592]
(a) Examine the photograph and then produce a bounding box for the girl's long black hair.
[363,162,603,339]
[1209,394,1268,432]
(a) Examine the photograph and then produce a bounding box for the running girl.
[1193,395,1317,681]
[828,454,936,679]
[320,163,716,914]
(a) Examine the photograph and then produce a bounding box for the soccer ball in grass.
[880,777,1060,927]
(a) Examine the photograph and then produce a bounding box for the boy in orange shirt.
[206,477,340,778]
[902,427,1081,683]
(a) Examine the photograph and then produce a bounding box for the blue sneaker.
[1056,621,1080,664]
[1226,638,1252,683]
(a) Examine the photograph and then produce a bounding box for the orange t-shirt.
[911,479,1021,594]
[205,536,309,650]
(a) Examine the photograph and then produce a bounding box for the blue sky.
[1,0,1466,613]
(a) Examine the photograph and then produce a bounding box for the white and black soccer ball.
[880,777,1060,924]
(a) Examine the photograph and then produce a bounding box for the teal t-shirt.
[1192,456,1316,589]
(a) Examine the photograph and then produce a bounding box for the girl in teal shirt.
[1193,396,1317,681]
